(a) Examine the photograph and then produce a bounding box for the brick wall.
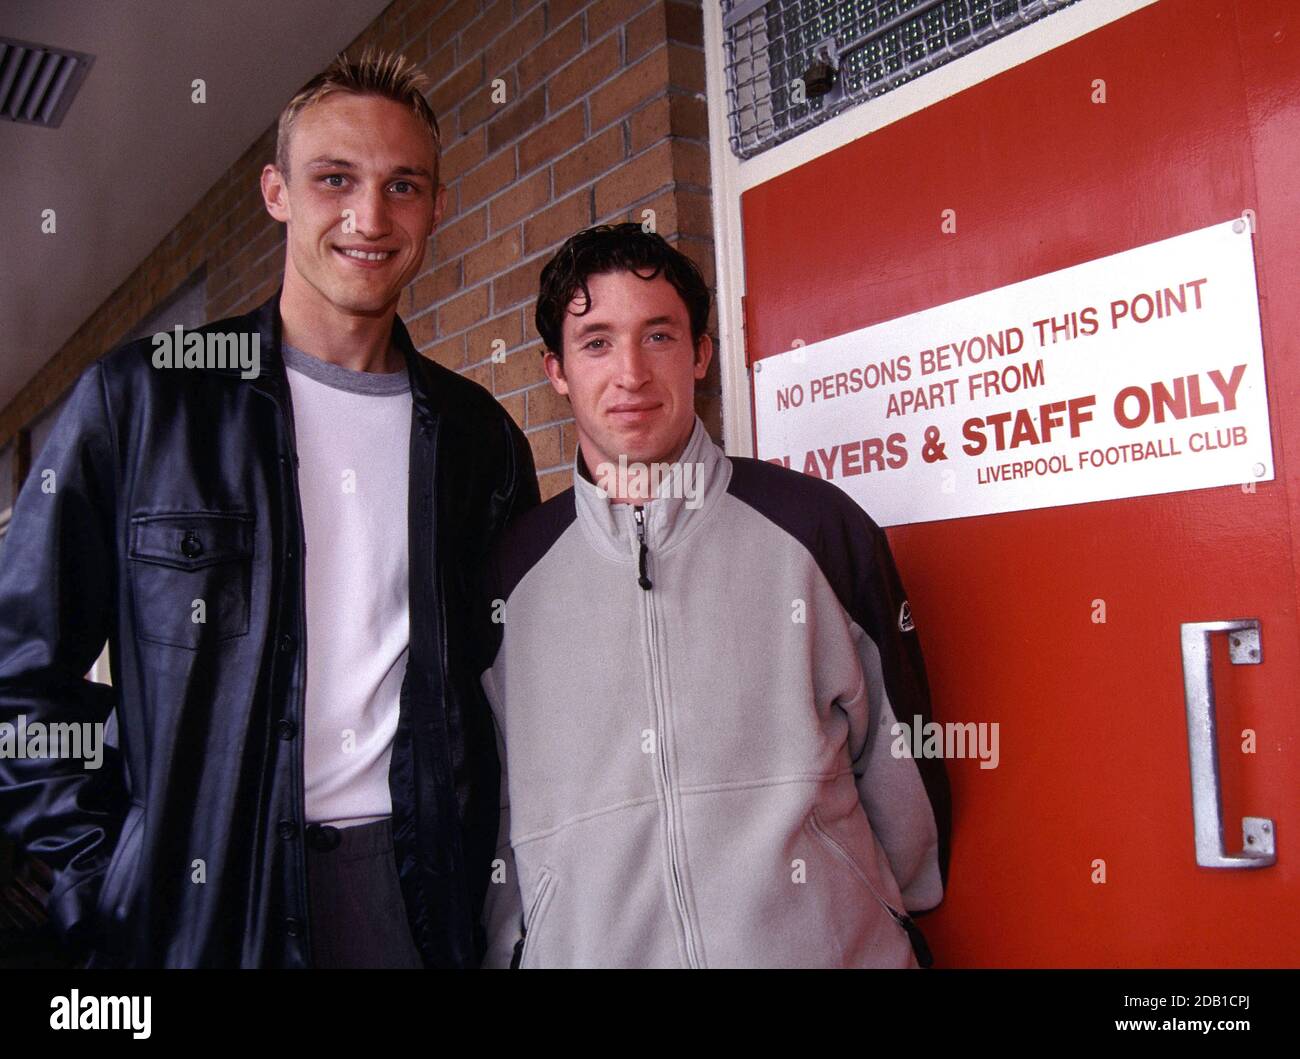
[0,0,719,502]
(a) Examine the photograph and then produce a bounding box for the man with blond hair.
[0,48,537,968]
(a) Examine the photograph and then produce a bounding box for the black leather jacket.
[0,291,539,967]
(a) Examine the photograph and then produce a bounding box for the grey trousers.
[304,817,424,969]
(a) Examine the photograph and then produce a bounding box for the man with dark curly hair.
[479,223,951,968]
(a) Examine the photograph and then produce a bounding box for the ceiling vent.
[0,37,93,128]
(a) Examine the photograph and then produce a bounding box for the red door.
[740,0,1299,966]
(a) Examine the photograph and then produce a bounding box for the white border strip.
[705,0,1160,456]
[703,0,757,458]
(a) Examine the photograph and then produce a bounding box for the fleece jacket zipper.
[633,504,699,967]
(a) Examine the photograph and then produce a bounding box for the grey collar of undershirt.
[281,341,411,396]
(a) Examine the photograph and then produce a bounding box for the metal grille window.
[723,0,1080,159]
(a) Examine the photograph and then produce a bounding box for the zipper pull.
[892,909,934,968]
[633,506,653,591]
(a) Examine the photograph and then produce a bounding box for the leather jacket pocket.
[92,803,145,965]
[128,512,253,648]
[516,867,556,969]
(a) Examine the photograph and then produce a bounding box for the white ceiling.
[0,0,393,412]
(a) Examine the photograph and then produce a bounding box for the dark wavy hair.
[534,223,711,360]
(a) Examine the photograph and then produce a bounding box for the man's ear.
[430,184,447,234]
[542,350,570,397]
[693,333,714,381]
[262,164,290,223]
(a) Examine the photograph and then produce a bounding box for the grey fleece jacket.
[479,416,951,968]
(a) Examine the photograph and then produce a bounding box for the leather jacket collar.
[207,289,445,432]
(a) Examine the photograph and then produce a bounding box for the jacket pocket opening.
[517,867,555,970]
[806,809,915,949]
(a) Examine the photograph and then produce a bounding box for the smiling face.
[261,92,444,321]
[543,269,712,481]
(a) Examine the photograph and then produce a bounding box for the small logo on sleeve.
[899,601,915,632]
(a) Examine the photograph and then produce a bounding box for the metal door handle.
[1179,619,1275,868]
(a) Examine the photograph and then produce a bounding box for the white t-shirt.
[283,341,411,828]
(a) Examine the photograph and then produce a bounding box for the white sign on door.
[752,219,1274,527]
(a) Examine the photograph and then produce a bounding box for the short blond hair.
[276,46,441,183]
